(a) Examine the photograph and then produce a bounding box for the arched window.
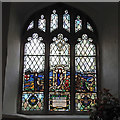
[19,3,98,114]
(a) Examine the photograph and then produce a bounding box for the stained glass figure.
[22,33,45,111]
[23,72,44,91]
[50,10,58,32]
[38,15,46,32]
[63,10,70,32]
[49,34,70,111]
[75,93,97,111]
[49,92,70,111]
[22,92,44,111]
[75,34,97,111]
[27,21,34,31]
[49,65,70,92]
[75,16,82,32]
[87,22,93,32]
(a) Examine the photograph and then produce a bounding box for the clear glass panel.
[49,92,70,111]
[24,34,45,55]
[63,10,70,32]
[27,21,34,31]
[75,93,97,111]
[75,35,96,56]
[22,92,44,111]
[75,16,82,32]
[49,34,70,111]
[87,22,93,32]
[49,56,70,70]
[75,57,96,73]
[50,10,58,32]
[38,15,46,32]
[50,34,70,55]
[24,56,45,73]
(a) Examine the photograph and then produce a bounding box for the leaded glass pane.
[75,93,97,111]
[38,15,46,32]
[27,21,34,31]
[75,16,82,32]
[75,57,96,73]
[50,10,58,32]
[24,35,45,55]
[22,33,45,111]
[50,56,70,70]
[22,92,44,111]
[63,10,70,32]
[75,72,97,92]
[75,34,97,111]
[49,92,70,111]
[87,22,93,32]
[49,34,70,111]
[23,72,44,91]
[24,56,45,73]
[75,37,96,56]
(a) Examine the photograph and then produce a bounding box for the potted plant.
[89,88,120,120]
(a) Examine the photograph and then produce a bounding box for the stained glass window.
[49,34,70,111]
[27,21,34,31]
[63,10,70,32]
[38,15,46,32]
[22,33,45,111]
[21,3,98,114]
[75,34,97,111]
[87,22,93,32]
[75,16,82,32]
[50,10,58,32]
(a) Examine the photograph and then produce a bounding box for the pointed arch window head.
[21,3,98,114]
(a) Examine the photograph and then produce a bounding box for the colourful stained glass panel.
[75,93,97,111]
[49,34,70,111]
[22,92,44,111]
[75,16,82,32]
[75,72,97,92]
[49,92,70,111]
[49,65,70,92]
[22,33,45,111]
[38,15,46,32]
[63,10,70,32]
[23,73,34,91]
[50,10,58,32]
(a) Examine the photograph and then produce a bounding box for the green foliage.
[88,88,120,120]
